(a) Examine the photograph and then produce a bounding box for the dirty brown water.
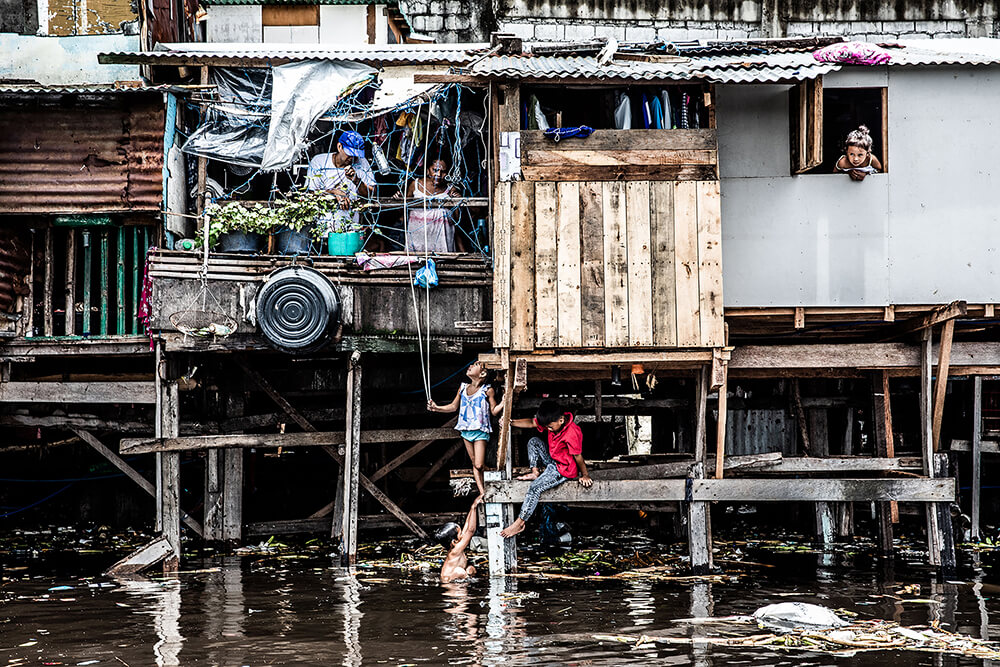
[4,527,1000,666]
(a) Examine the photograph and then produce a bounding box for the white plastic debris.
[752,602,849,632]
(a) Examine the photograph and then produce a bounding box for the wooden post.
[64,229,75,336]
[156,342,181,572]
[934,453,957,574]
[920,329,942,567]
[688,368,713,573]
[714,362,728,479]
[972,376,983,541]
[222,448,243,542]
[932,319,955,452]
[204,448,223,541]
[486,361,517,575]
[196,66,209,215]
[43,227,53,336]
[871,371,896,553]
[340,351,362,566]
[791,379,811,456]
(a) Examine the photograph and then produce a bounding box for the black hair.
[535,400,564,427]
[434,522,460,549]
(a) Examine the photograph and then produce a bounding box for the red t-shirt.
[534,413,583,478]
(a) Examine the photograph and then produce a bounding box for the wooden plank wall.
[498,180,724,351]
[519,129,718,182]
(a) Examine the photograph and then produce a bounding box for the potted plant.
[273,189,336,255]
[199,202,278,253]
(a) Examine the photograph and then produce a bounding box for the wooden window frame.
[790,79,889,175]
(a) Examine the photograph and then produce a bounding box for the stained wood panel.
[492,182,511,348]
[495,180,722,351]
[556,182,582,347]
[534,182,559,348]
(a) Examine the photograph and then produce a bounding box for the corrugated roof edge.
[204,0,385,4]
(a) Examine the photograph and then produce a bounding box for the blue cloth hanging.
[543,125,594,142]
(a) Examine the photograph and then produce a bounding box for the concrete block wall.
[395,0,998,43]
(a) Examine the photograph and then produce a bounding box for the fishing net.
[169,309,238,338]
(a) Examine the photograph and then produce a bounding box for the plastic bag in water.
[414,258,438,289]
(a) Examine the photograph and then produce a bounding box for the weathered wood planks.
[498,179,724,351]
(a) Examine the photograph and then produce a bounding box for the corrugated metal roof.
[99,42,484,67]
[0,98,164,214]
[204,0,374,4]
[882,38,1000,66]
[0,84,165,95]
[466,53,835,83]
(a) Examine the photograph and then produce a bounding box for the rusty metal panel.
[0,98,164,214]
[0,227,30,313]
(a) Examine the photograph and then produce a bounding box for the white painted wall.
[207,5,261,43]
[0,33,139,84]
[319,5,368,43]
[263,25,320,43]
[718,66,1000,306]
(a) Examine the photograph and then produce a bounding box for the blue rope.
[0,484,74,519]
[543,126,594,142]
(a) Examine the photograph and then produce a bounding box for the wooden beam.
[120,428,459,454]
[43,228,53,336]
[949,438,1000,453]
[791,379,811,456]
[0,382,155,403]
[882,300,967,340]
[694,366,708,462]
[592,453,781,480]
[729,342,1000,371]
[932,319,955,452]
[104,536,173,576]
[235,358,313,432]
[369,417,458,483]
[72,428,203,537]
[339,351,361,564]
[484,478,956,504]
[414,439,465,494]
[495,361,514,471]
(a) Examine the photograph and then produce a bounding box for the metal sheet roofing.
[0,84,165,95]
[204,0,374,4]
[99,42,484,67]
[883,38,1000,66]
[466,53,835,83]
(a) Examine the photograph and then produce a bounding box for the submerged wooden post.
[871,371,895,554]
[713,361,728,479]
[933,453,957,574]
[340,351,362,566]
[688,367,713,574]
[204,448,223,541]
[972,376,983,541]
[222,448,243,542]
[155,342,181,572]
[920,328,942,567]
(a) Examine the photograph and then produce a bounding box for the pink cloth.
[355,252,419,271]
[813,41,892,66]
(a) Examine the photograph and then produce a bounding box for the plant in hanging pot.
[198,202,279,253]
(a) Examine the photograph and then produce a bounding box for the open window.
[791,78,888,175]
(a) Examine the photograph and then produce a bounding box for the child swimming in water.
[835,125,883,181]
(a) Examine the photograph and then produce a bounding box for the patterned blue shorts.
[460,429,491,443]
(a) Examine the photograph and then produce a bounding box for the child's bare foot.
[500,518,525,538]
[515,469,539,481]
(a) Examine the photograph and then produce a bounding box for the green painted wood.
[117,226,125,335]
[82,231,92,336]
[131,227,140,335]
[99,230,109,336]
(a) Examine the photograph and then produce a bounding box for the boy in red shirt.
[500,400,592,538]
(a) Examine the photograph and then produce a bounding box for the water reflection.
[119,577,183,666]
[203,557,245,666]
[341,570,363,667]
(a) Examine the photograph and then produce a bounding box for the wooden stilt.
[932,319,955,451]
[688,368,713,574]
[222,448,243,542]
[838,407,855,538]
[155,342,181,572]
[340,351,362,565]
[713,361,728,479]
[972,376,983,541]
[871,371,894,554]
[920,329,942,567]
[933,452,957,574]
[204,448,223,541]
[791,378,811,456]
[485,470,517,575]
[105,536,173,576]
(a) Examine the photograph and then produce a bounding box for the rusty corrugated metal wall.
[0,97,164,214]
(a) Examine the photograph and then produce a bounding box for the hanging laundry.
[613,92,632,129]
[650,94,664,130]
[527,95,550,131]
[691,97,701,129]
[661,89,673,129]
[680,93,690,129]
[641,93,653,129]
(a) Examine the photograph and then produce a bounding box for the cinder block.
[849,21,881,35]
[882,20,916,34]
[914,20,947,33]
[683,26,719,40]
[419,14,444,32]
[819,21,850,35]
[655,26,691,42]
[501,22,535,39]
[624,25,657,42]
[593,24,627,41]
[564,24,597,41]
[428,0,445,15]
[534,23,564,40]
[444,14,469,30]
[445,0,462,14]
[717,28,752,40]
[785,21,818,36]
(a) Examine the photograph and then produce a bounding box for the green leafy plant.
[197,201,282,248]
